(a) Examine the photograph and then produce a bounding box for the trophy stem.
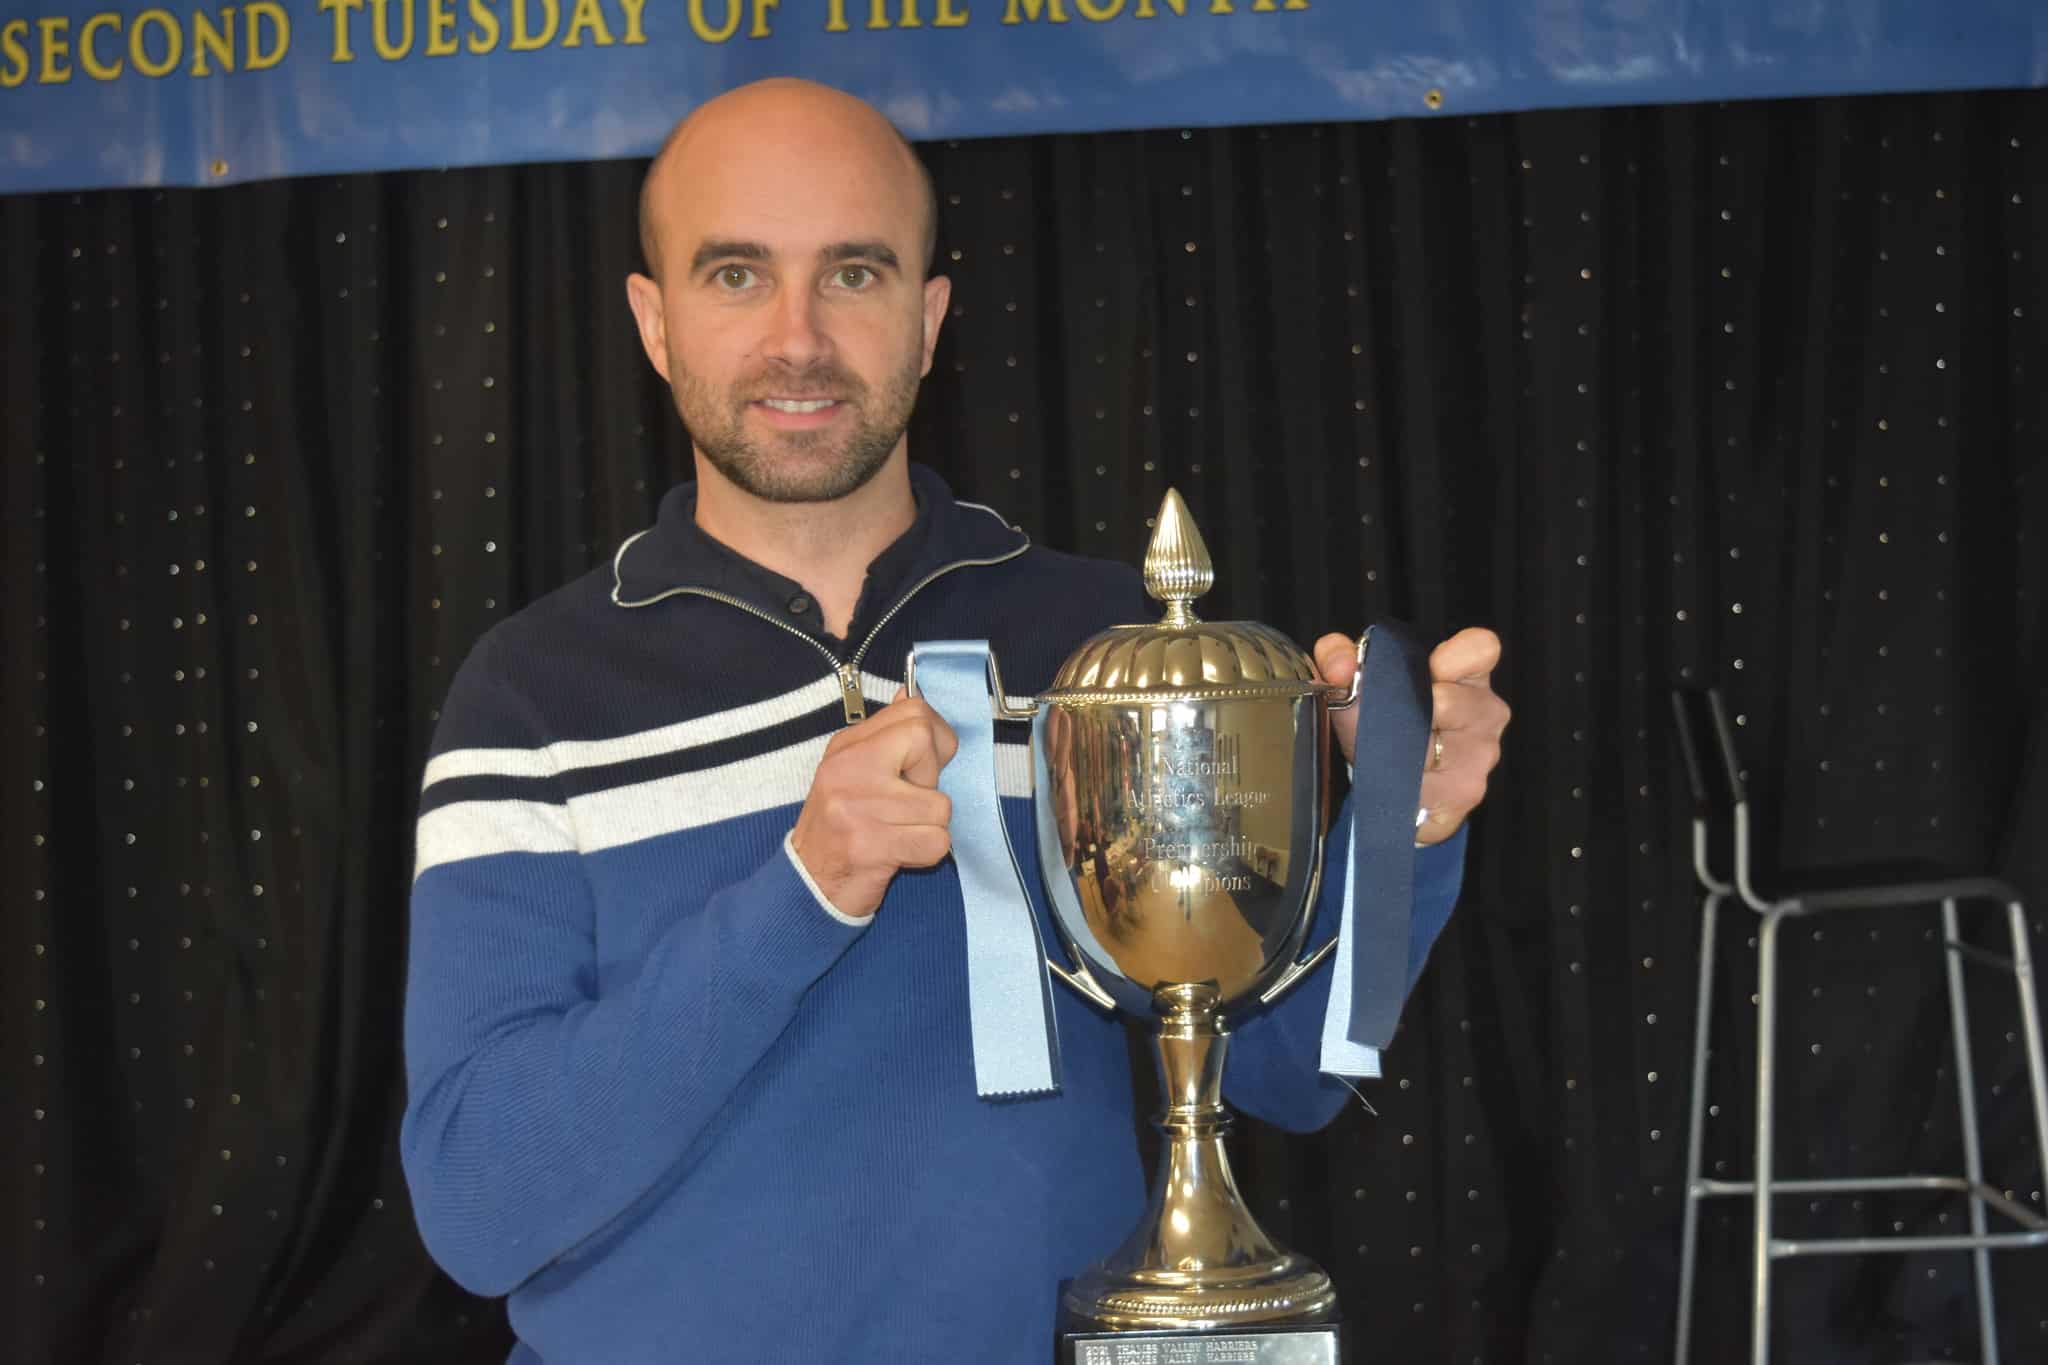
[1061,984,1337,1331]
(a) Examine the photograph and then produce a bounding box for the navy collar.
[610,463,1029,650]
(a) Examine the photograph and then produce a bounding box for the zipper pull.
[835,662,867,724]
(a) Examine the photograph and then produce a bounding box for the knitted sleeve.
[399,630,866,1296]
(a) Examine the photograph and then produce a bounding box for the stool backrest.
[1671,687,1747,813]
[1672,686,1771,906]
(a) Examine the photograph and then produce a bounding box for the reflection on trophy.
[915,489,1390,1361]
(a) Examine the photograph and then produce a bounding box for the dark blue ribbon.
[1320,622,1433,1073]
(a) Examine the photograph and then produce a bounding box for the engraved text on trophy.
[1061,698,1307,1001]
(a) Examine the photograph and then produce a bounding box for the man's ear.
[919,273,952,378]
[625,272,672,384]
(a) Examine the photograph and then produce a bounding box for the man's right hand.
[788,693,959,920]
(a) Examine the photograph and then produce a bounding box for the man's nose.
[761,284,828,369]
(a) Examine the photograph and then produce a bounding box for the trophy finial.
[1143,488,1213,626]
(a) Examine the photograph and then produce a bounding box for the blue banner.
[1,0,2042,193]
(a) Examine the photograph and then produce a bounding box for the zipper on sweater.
[841,550,1026,705]
[832,662,866,723]
[618,585,867,722]
[613,540,1029,727]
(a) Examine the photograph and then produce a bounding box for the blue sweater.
[402,465,1463,1365]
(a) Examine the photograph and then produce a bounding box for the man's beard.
[676,356,922,504]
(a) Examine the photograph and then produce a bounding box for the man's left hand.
[1313,626,1510,846]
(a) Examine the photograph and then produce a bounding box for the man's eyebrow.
[689,239,771,274]
[820,241,902,270]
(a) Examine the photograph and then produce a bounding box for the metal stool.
[1670,689,2048,1365]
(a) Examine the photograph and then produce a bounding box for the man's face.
[628,106,948,504]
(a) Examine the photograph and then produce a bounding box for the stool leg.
[1752,910,1784,1365]
[1942,898,1998,1365]
[1676,891,1724,1365]
[2010,901,2048,1227]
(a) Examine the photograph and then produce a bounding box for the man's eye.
[716,266,756,289]
[834,265,875,289]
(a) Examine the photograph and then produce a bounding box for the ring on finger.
[1429,730,1446,771]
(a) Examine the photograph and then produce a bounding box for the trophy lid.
[1044,489,1325,701]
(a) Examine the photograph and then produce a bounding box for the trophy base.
[1059,1252,1337,1331]
[1058,1320,1343,1365]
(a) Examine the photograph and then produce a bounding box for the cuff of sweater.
[783,831,872,929]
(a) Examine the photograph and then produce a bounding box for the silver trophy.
[919,489,1378,1357]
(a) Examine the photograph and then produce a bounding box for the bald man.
[402,78,1507,1365]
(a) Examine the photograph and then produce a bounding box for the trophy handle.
[1046,949,1119,1013]
[1258,937,1340,1007]
[1259,623,1371,1006]
[903,647,1039,721]
[1327,627,1371,712]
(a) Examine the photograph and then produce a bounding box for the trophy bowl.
[1029,490,1350,1336]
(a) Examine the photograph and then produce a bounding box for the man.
[402,78,1508,1364]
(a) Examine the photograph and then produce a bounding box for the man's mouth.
[756,398,840,414]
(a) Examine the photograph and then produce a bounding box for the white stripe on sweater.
[420,670,912,790]
[415,735,1038,879]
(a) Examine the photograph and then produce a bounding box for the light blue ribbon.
[911,641,1062,1099]
[1318,825,1384,1078]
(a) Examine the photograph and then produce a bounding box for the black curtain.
[6,87,2047,1364]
